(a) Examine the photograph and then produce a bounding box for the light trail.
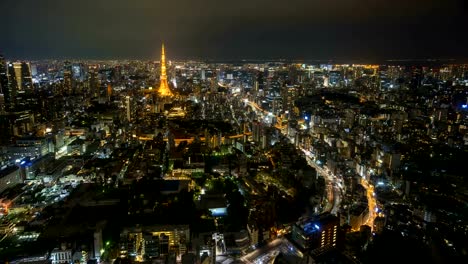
[361,178,377,230]
[301,148,343,214]
[241,96,344,216]
[243,99,286,129]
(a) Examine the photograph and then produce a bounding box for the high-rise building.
[0,165,22,194]
[3,61,33,110]
[157,44,173,97]
[328,71,342,87]
[143,233,160,258]
[0,56,7,86]
[0,55,8,111]
[126,96,131,121]
[291,213,339,253]
[253,71,264,98]
[107,83,112,100]
[13,62,23,90]
[0,94,4,112]
[121,225,189,260]
[63,61,73,94]
[72,63,84,81]
[88,67,98,97]
[93,229,103,261]
[201,69,206,80]
[5,62,18,110]
[11,62,33,92]
[30,64,37,77]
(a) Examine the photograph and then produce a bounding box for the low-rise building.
[0,165,22,194]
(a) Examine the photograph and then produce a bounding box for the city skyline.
[1,1,468,263]
[1,0,467,61]
[1,46,467,263]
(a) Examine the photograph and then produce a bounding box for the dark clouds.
[0,0,466,61]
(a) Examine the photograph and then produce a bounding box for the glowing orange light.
[158,43,174,97]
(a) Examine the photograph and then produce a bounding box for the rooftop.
[0,165,19,180]
[296,213,339,235]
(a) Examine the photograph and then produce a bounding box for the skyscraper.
[5,62,18,110]
[157,44,173,97]
[63,61,73,94]
[0,55,9,111]
[13,62,23,90]
[10,62,33,92]
[88,66,98,97]
[126,96,131,121]
[3,61,34,111]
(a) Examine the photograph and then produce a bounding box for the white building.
[50,248,72,264]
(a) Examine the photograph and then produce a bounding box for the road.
[241,238,283,263]
[240,238,303,264]
[360,178,377,230]
[243,99,285,129]
[241,97,343,216]
[235,97,347,263]
[245,96,374,230]
[300,148,343,215]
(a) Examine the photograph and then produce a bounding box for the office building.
[0,55,9,110]
[121,225,189,260]
[9,62,33,92]
[0,165,22,194]
[291,213,339,252]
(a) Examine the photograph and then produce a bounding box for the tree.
[226,190,248,231]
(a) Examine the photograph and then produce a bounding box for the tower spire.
[157,42,173,97]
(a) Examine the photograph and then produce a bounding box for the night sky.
[1,0,466,61]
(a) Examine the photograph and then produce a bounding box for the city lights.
[0,1,466,263]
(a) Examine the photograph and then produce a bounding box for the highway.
[244,96,376,231]
[235,97,346,263]
[240,238,302,264]
[243,99,285,130]
[246,94,373,227]
[300,148,343,215]
[242,97,343,216]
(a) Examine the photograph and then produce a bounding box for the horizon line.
[1,56,466,65]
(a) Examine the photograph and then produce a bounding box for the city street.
[240,238,302,264]
[301,148,343,215]
[242,97,344,216]
[361,178,377,230]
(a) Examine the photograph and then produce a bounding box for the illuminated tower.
[107,83,112,101]
[157,43,173,97]
[126,96,131,121]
